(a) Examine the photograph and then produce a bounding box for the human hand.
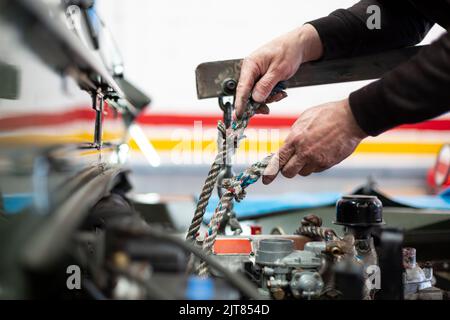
[235,24,323,118]
[262,98,368,184]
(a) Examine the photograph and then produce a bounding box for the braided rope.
[197,154,273,276]
[186,100,261,242]
[186,122,227,241]
[186,97,268,276]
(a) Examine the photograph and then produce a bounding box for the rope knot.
[222,177,247,201]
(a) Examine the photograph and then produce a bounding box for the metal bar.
[93,92,104,149]
[195,45,425,99]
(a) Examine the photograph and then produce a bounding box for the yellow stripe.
[130,139,441,155]
[355,142,441,154]
[0,134,442,155]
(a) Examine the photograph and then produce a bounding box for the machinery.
[1,0,449,301]
[206,195,448,300]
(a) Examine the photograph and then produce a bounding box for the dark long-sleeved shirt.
[308,0,450,136]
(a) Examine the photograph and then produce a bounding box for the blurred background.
[100,0,448,196]
[2,0,448,196]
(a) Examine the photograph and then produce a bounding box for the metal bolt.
[222,79,237,95]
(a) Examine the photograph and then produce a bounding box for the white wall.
[98,0,445,116]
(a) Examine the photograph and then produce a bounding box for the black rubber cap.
[334,195,384,227]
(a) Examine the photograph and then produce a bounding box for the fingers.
[262,142,294,185]
[252,90,288,115]
[281,154,306,178]
[235,58,261,118]
[252,70,284,103]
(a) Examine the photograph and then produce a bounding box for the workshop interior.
[0,0,450,301]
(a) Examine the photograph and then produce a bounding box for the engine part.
[334,195,384,298]
[296,214,338,241]
[403,247,433,297]
[290,271,324,299]
[335,195,384,228]
[254,239,323,299]
[205,195,446,301]
[255,239,294,265]
[256,239,322,269]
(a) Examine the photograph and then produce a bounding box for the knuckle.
[314,154,332,170]
[314,153,326,167]
[243,56,260,72]
[243,56,255,66]
[278,147,292,163]
[287,133,302,146]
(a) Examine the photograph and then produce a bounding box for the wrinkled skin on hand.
[235,24,323,118]
[262,99,368,184]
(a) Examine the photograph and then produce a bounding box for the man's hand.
[235,24,323,118]
[262,98,368,184]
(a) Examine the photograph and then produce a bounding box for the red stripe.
[0,107,118,131]
[136,113,297,128]
[0,109,93,131]
[1,107,449,132]
[396,121,450,131]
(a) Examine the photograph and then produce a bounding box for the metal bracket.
[195,45,425,99]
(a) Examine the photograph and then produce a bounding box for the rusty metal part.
[326,234,356,257]
[327,245,344,256]
[301,214,322,227]
[295,225,339,241]
[195,46,425,99]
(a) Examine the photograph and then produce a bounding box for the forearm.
[307,0,433,60]
[349,32,450,136]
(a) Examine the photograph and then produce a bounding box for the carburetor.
[254,238,324,299]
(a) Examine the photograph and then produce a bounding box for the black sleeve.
[307,0,433,59]
[349,32,450,136]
